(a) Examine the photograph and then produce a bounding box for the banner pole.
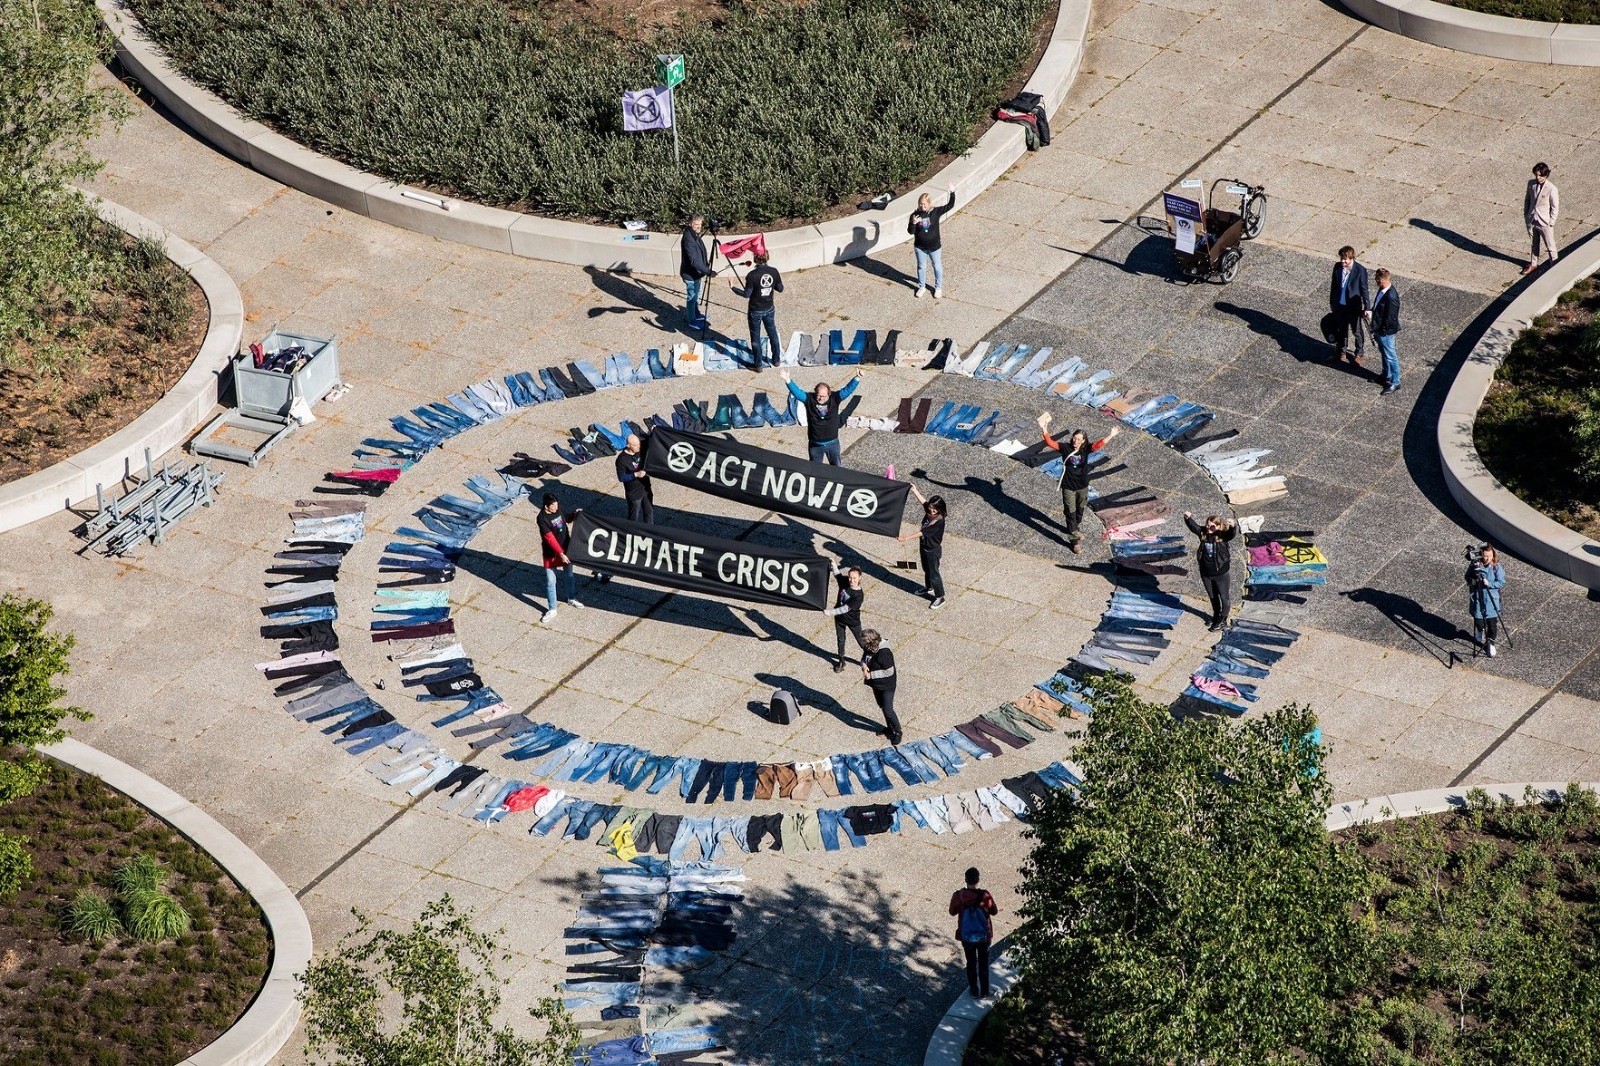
[672,88,680,167]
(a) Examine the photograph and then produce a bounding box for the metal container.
[233,329,340,416]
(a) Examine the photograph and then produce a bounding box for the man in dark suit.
[1369,268,1403,394]
[1327,245,1369,365]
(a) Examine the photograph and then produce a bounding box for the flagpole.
[670,87,680,167]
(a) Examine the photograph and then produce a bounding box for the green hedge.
[128,0,1052,225]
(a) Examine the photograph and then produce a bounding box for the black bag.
[1319,312,1339,347]
[770,689,800,725]
[1007,92,1044,112]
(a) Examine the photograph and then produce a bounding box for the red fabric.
[503,785,549,813]
[331,467,402,483]
[718,234,768,262]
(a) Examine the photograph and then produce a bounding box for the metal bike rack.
[79,448,225,557]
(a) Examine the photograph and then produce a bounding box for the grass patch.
[1435,0,1600,20]
[127,0,1055,226]
[0,756,269,1065]
[1475,273,1600,539]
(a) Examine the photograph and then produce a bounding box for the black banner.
[643,427,910,537]
[568,512,829,611]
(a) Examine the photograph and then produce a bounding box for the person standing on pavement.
[908,184,957,299]
[680,215,714,332]
[536,493,585,624]
[1328,245,1369,366]
[1037,413,1119,554]
[1524,162,1560,275]
[860,629,902,745]
[731,252,784,367]
[1369,268,1403,395]
[950,867,999,1000]
[825,562,866,673]
[615,433,653,524]
[1183,511,1237,632]
[899,485,947,609]
[1467,545,1506,658]
[780,367,861,466]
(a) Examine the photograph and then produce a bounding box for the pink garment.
[332,467,402,483]
[1190,674,1242,701]
[503,785,550,813]
[1247,541,1286,567]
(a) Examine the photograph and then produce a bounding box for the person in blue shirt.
[780,367,861,465]
[1467,545,1506,658]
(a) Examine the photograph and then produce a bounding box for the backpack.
[957,894,990,943]
[770,689,800,725]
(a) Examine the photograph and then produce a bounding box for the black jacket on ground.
[1369,285,1402,336]
[680,227,713,280]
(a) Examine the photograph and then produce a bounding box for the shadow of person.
[818,537,925,596]
[583,265,739,350]
[840,250,915,290]
[753,671,885,736]
[1214,300,1379,381]
[1342,586,1473,669]
[1409,218,1524,266]
[916,469,1071,547]
[742,609,833,663]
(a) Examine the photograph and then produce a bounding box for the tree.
[298,895,582,1066]
[1012,677,1369,1065]
[0,0,128,367]
[0,593,86,748]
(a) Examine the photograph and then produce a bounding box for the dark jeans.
[873,687,902,745]
[1333,303,1365,355]
[1061,486,1088,545]
[1202,572,1231,626]
[921,546,945,598]
[963,940,991,997]
[749,308,780,367]
[835,619,866,663]
[626,492,654,524]
[1476,617,1500,642]
[808,439,842,466]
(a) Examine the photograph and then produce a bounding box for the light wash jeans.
[544,564,575,611]
[682,275,706,327]
[915,247,944,290]
[1376,333,1399,387]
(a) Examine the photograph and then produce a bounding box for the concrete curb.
[1437,227,1600,591]
[927,782,1598,1065]
[98,0,1090,275]
[0,194,242,534]
[1339,0,1600,65]
[38,737,310,1066]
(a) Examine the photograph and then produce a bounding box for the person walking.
[537,493,584,624]
[1523,162,1560,275]
[1183,511,1237,632]
[949,867,999,1000]
[908,184,956,299]
[615,433,653,523]
[731,252,784,367]
[780,367,861,466]
[1037,413,1119,554]
[825,562,866,673]
[860,629,902,745]
[1467,545,1506,658]
[1328,245,1369,366]
[899,485,946,609]
[1369,268,1403,395]
[680,215,715,331]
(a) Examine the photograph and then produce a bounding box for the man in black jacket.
[825,562,866,672]
[680,216,714,332]
[860,629,901,745]
[1370,267,1403,394]
[780,367,862,466]
[1328,245,1370,365]
[615,433,653,523]
[1184,511,1237,631]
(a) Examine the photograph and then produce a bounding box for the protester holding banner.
[680,216,715,332]
[900,485,947,609]
[780,367,862,466]
[860,630,902,745]
[536,493,584,624]
[731,252,784,367]
[825,562,867,673]
[615,434,654,524]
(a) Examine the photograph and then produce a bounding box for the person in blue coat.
[1466,545,1505,658]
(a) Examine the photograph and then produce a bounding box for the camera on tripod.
[1463,544,1486,566]
[704,218,726,234]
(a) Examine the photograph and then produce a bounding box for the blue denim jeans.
[749,308,780,366]
[1376,333,1399,387]
[545,564,575,610]
[683,275,706,328]
[818,809,867,851]
[808,440,842,465]
[647,347,675,378]
[915,247,944,290]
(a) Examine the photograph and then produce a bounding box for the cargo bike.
[1161,179,1267,284]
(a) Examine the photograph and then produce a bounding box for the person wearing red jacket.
[1037,413,1118,554]
[536,493,585,625]
[950,867,1000,999]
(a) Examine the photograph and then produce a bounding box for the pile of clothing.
[1072,582,1185,673]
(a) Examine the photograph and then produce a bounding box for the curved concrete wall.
[1340,0,1600,65]
[98,0,1091,275]
[0,194,242,534]
[40,738,310,1066]
[1437,229,1600,591]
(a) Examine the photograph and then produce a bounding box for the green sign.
[656,53,685,90]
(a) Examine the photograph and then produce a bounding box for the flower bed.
[1434,0,1600,19]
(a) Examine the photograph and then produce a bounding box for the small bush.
[113,853,168,897]
[0,832,32,896]
[65,891,123,944]
[124,890,191,943]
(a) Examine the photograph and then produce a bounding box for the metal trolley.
[1166,179,1267,284]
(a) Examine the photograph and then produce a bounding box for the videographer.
[1466,545,1506,658]
[680,215,715,332]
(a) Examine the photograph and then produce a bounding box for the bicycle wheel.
[1241,193,1267,240]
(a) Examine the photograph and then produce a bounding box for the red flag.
[718,233,768,263]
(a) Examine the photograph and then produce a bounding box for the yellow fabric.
[607,821,639,862]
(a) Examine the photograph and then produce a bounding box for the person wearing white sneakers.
[1467,545,1506,658]
[535,492,585,624]
[908,184,956,300]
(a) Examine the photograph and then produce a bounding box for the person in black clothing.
[780,367,862,466]
[1038,412,1118,554]
[908,184,956,299]
[615,433,653,524]
[1370,267,1403,394]
[825,562,866,673]
[1328,245,1370,365]
[731,251,784,366]
[899,486,946,609]
[1184,511,1237,631]
[680,215,715,332]
[860,629,901,745]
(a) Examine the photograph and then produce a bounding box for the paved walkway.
[5,0,1598,1060]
